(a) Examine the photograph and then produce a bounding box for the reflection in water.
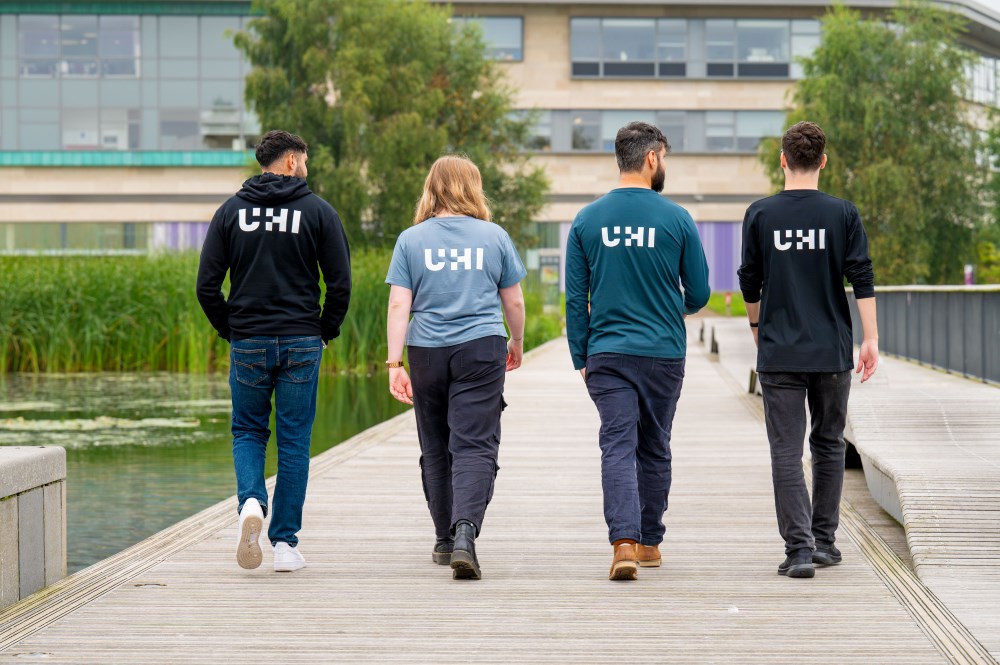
[0,371,407,572]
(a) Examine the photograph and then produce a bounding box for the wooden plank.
[0,336,954,663]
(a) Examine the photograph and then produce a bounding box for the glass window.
[570,18,600,76]
[736,111,784,151]
[200,17,241,59]
[453,16,523,61]
[160,109,201,149]
[706,111,735,151]
[602,19,655,76]
[159,80,199,108]
[571,111,600,151]
[18,14,139,79]
[60,16,99,58]
[200,79,241,109]
[100,79,141,107]
[100,18,139,58]
[201,59,241,79]
[62,108,100,149]
[102,59,139,77]
[657,19,687,77]
[99,108,131,150]
[706,20,735,62]
[602,19,655,63]
[19,121,60,149]
[525,110,551,151]
[737,21,788,63]
[601,111,655,151]
[20,60,58,77]
[160,16,199,59]
[19,16,59,57]
[791,22,821,79]
[160,59,199,78]
[737,20,789,77]
[657,111,686,152]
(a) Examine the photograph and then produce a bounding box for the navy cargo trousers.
[585,352,685,546]
[408,335,507,539]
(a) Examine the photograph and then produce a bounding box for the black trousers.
[758,370,852,555]
[408,335,507,539]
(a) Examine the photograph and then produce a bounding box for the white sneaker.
[236,498,264,570]
[273,541,306,572]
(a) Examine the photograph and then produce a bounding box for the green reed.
[0,251,564,374]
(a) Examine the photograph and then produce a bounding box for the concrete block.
[43,482,65,583]
[17,487,44,599]
[0,447,66,499]
[0,495,18,607]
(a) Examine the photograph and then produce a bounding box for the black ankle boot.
[450,520,481,580]
[432,537,454,565]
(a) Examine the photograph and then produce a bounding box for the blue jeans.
[585,353,685,545]
[229,335,322,547]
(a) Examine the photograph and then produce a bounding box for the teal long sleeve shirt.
[565,188,711,370]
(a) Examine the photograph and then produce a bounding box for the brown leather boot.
[609,540,638,581]
[636,543,661,567]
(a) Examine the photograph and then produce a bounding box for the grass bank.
[0,252,564,374]
[704,292,747,317]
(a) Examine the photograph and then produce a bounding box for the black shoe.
[813,544,842,566]
[778,549,815,578]
[432,538,454,565]
[450,521,481,580]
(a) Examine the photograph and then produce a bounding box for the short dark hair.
[614,122,670,173]
[255,130,308,168]
[782,121,826,172]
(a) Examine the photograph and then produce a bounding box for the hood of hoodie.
[236,173,313,204]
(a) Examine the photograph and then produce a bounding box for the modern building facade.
[1,0,998,290]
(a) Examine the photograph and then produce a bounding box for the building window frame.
[451,15,524,62]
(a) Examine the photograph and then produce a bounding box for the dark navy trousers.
[408,335,507,539]
[585,353,685,545]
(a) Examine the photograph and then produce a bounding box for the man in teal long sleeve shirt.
[565,121,710,581]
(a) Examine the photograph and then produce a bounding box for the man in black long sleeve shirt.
[197,130,351,573]
[738,121,879,579]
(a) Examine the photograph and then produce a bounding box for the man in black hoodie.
[197,130,351,573]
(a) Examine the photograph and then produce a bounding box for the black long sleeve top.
[737,189,874,372]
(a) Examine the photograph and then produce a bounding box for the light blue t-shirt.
[385,216,527,347]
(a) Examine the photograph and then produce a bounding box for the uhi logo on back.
[424,248,485,272]
[774,229,826,251]
[602,226,656,248]
[239,208,303,234]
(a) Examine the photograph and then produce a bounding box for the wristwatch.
[749,321,759,328]
[385,360,404,369]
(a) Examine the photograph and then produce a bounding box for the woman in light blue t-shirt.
[385,155,527,581]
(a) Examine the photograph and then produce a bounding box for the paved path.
[0,334,967,663]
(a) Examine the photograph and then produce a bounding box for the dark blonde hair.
[413,155,492,224]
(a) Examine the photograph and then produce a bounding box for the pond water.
[0,371,408,573]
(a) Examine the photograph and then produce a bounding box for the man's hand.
[579,368,586,381]
[752,327,759,347]
[856,339,879,383]
[389,367,413,405]
[506,339,523,372]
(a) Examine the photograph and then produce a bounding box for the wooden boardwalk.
[846,353,1000,657]
[0,333,981,663]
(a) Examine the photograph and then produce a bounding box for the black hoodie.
[196,173,351,343]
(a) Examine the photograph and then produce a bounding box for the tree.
[235,0,548,248]
[759,1,986,284]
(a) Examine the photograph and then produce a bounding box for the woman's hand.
[389,367,413,405]
[506,338,523,372]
